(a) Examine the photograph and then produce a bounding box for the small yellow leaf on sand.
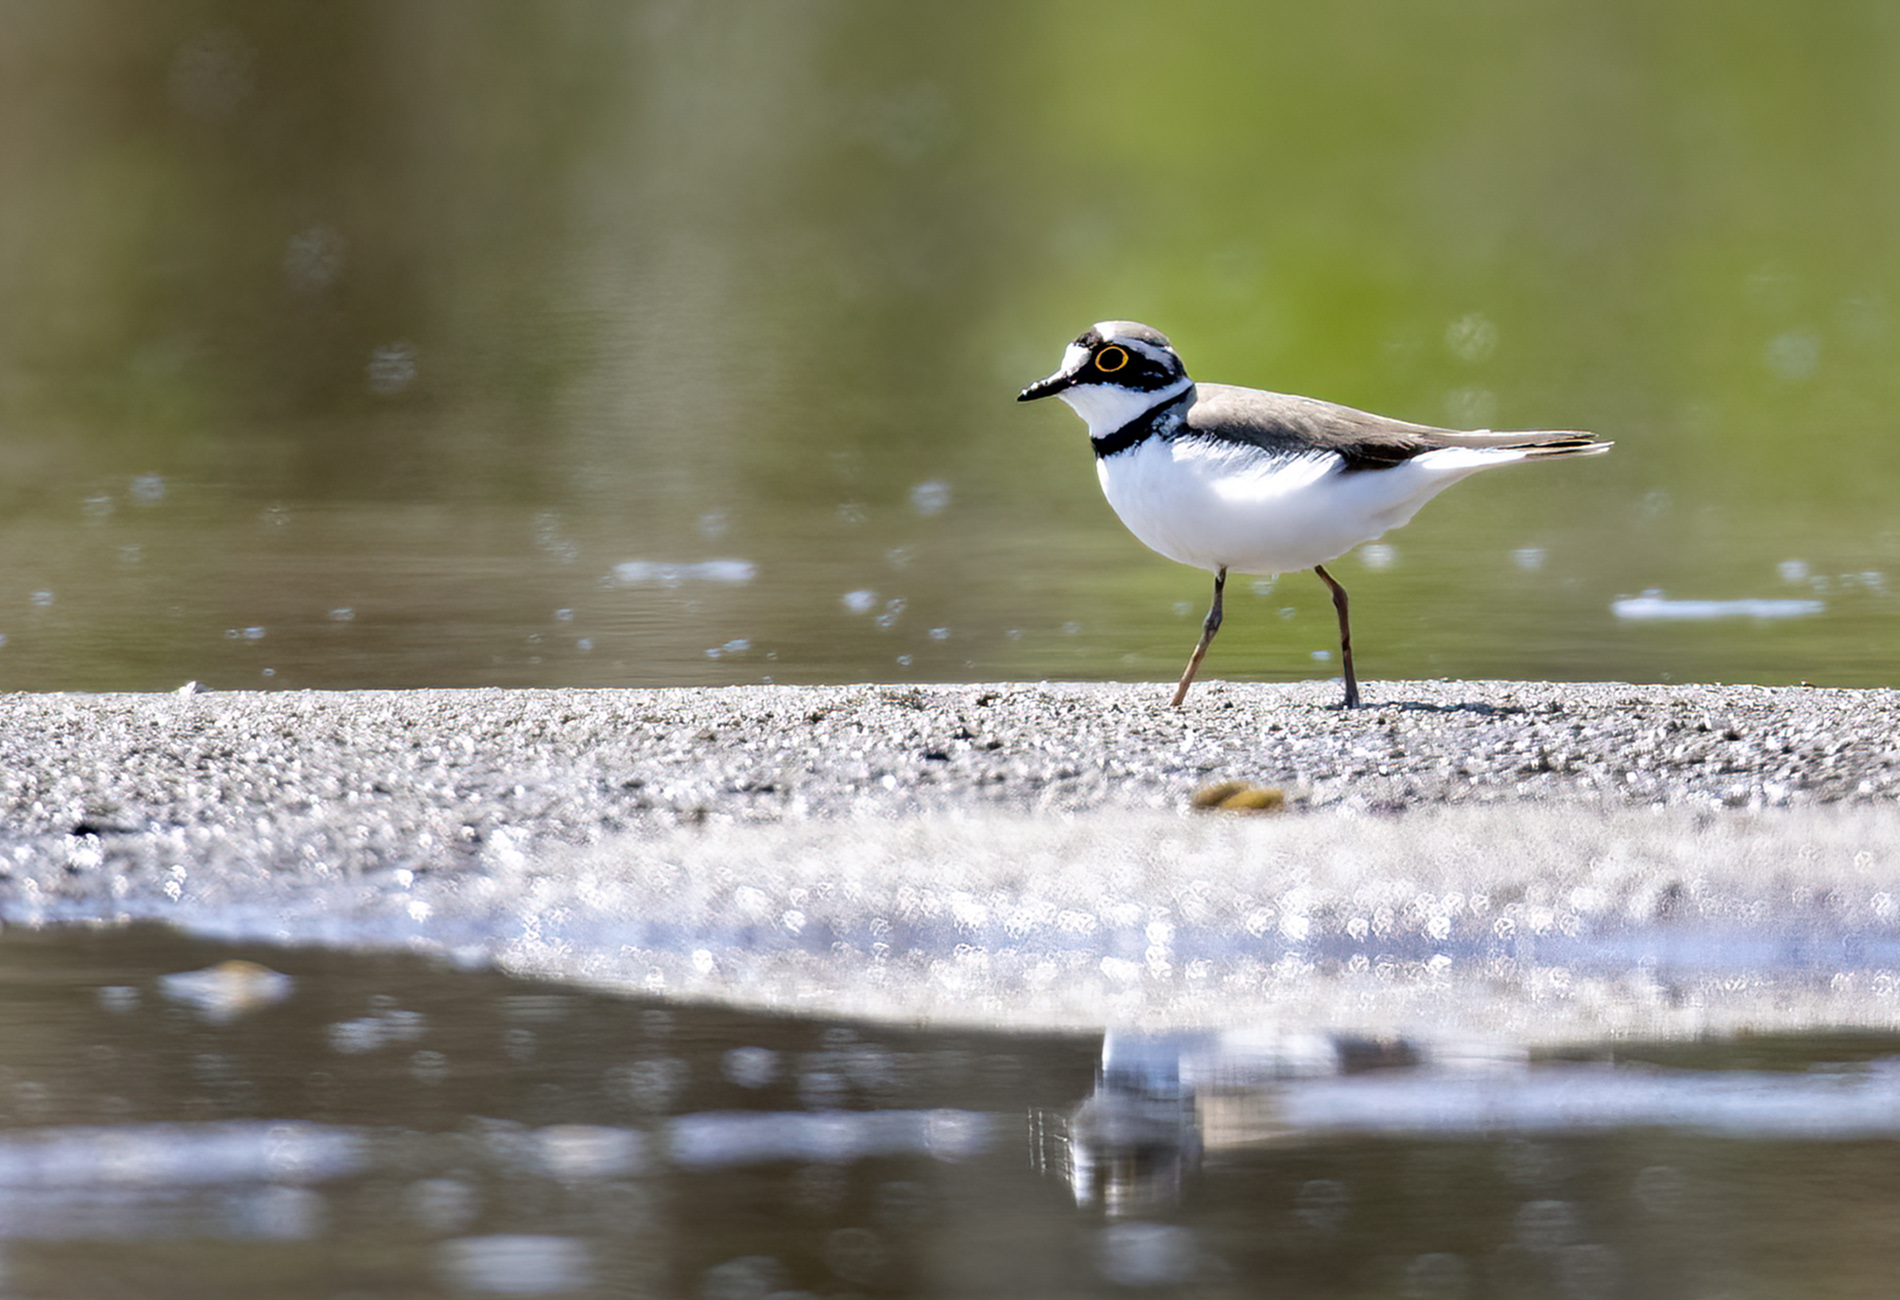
[1189,782,1286,814]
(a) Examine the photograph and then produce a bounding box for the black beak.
[1017,371,1073,402]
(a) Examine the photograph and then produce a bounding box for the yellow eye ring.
[1095,345,1130,373]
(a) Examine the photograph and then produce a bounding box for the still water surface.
[2,5,1898,692]
[6,926,1900,1298]
[5,9,1899,1292]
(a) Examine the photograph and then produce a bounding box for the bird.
[1017,321,1610,708]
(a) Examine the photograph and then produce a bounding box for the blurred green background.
[1,1,1894,692]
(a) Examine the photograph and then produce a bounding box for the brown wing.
[1182,384,1603,471]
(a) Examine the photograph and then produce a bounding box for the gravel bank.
[3,679,1895,868]
[4,680,1898,1040]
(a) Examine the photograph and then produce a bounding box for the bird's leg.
[1170,567,1226,707]
[1313,563,1361,708]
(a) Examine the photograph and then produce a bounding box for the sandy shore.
[4,679,1895,861]
[5,680,1899,1040]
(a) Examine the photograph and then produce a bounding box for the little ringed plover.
[1018,321,1610,708]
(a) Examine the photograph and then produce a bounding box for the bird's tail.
[1488,431,1611,459]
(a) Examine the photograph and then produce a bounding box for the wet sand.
[4,678,1895,857]
[4,680,1898,1040]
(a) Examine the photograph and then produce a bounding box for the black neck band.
[1090,418,1153,459]
[1090,389,1191,460]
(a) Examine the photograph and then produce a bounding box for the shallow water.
[5,8,1900,1291]
[7,925,1900,1298]
[2,5,1898,693]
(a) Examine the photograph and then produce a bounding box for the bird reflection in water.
[1046,1028,1429,1215]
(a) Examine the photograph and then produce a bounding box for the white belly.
[1096,438,1511,575]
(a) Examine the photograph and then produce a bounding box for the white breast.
[1096,437,1529,575]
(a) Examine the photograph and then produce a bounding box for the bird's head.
[1018,321,1191,435]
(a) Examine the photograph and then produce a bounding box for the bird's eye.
[1095,345,1129,373]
